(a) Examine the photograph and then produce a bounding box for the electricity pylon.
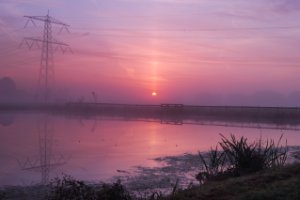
[21,11,71,103]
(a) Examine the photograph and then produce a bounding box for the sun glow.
[152,91,157,96]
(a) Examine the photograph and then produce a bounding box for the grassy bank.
[2,164,298,200]
[161,134,300,200]
[168,163,300,200]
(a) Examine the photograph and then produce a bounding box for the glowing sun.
[152,91,157,96]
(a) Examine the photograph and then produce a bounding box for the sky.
[1,0,300,106]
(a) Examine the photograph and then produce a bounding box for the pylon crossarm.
[24,15,70,27]
[22,162,66,171]
[24,18,37,28]
[58,25,70,33]
[24,37,69,46]
[48,16,70,27]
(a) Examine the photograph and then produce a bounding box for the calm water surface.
[1,113,300,186]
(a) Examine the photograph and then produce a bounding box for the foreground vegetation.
[0,135,299,200]
[168,163,300,200]
[196,134,288,183]
[1,164,299,200]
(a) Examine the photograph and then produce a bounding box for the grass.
[197,146,226,183]
[221,134,287,171]
[165,163,300,200]
[0,191,5,200]
[197,134,288,183]
[44,163,300,200]
[47,175,132,200]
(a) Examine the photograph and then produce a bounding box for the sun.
[152,91,157,96]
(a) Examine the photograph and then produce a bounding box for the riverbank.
[1,103,300,127]
[168,163,300,200]
[1,163,299,200]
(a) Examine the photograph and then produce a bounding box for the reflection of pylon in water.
[20,119,66,184]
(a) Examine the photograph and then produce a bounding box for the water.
[1,112,300,187]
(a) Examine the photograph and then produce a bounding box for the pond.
[1,112,300,188]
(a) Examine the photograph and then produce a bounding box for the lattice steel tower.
[22,11,71,102]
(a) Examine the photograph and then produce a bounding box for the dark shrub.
[96,180,132,200]
[47,175,95,200]
[47,175,131,200]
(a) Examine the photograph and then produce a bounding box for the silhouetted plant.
[196,146,226,183]
[0,190,6,200]
[47,174,184,200]
[197,134,288,183]
[47,175,96,200]
[170,179,179,199]
[96,180,132,200]
[147,191,163,200]
[220,134,287,176]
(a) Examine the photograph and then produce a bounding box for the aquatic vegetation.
[46,177,138,200]
[220,134,287,175]
[46,174,181,200]
[0,190,5,200]
[47,175,132,200]
[47,175,96,200]
[197,134,288,183]
[96,180,132,200]
[197,146,226,183]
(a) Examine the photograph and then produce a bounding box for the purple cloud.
[274,0,300,13]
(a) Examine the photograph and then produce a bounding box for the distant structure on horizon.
[21,10,72,103]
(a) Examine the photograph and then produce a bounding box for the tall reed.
[197,134,288,183]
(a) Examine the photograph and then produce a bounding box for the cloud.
[216,12,267,22]
[273,0,300,13]
[117,0,204,3]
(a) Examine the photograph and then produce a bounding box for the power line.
[69,31,300,40]
[74,49,300,67]
[71,25,300,32]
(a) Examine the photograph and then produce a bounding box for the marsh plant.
[197,146,226,183]
[197,134,288,183]
[47,175,96,200]
[0,190,5,200]
[96,181,132,200]
[47,175,132,200]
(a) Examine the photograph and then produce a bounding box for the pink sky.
[1,0,300,105]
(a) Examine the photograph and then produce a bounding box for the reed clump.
[197,134,288,183]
